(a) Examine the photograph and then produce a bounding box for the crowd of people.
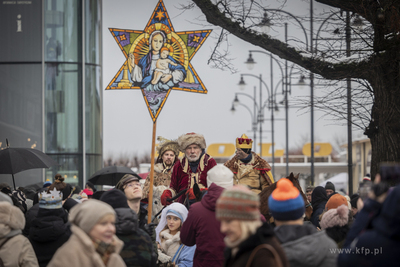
[0,132,398,267]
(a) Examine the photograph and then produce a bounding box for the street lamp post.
[232,88,259,155]
[235,73,279,179]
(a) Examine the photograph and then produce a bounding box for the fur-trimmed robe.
[224,152,274,194]
[168,154,217,203]
[142,162,177,200]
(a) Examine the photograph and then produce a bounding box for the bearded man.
[160,132,217,205]
[142,137,180,200]
[224,134,274,194]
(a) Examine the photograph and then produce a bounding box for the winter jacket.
[310,186,329,228]
[23,203,39,237]
[338,186,400,267]
[48,224,126,267]
[342,198,382,248]
[159,229,195,267]
[28,208,71,267]
[0,202,39,267]
[172,244,196,267]
[169,154,217,204]
[223,223,288,267]
[114,207,153,267]
[274,224,337,267]
[224,153,274,194]
[181,183,225,267]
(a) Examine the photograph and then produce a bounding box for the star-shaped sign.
[106,0,212,122]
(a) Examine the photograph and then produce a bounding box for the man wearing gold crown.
[224,134,274,194]
[141,137,180,200]
[160,133,217,206]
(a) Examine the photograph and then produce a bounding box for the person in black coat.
[28,190,71,267]
[310,186,329,228]
[338,185,400,267]
[100,189,155,267]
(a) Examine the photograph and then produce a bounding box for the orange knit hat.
[268,178,305,221]
[325,194,348,211]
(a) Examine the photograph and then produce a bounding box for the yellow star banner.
[106,0,212,121]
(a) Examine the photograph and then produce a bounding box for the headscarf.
[311,186,329,208]
[155,203,188,243]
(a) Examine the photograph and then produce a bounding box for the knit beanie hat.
[326,193,348,210]
[325,181,335,192]
[268,178,305,221]
[320,204,349,229]
[100,189,129,209]
[115,173,140,191]
[69,199,115,234]
[216,185,260,221]
[43,181,52,188]
[207,164,234,189]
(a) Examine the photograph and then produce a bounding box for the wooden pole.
[147,121,157,224]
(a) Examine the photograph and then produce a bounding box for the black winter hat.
[100,189,129,209]
[325,181,335,192]
[350,193,359,209]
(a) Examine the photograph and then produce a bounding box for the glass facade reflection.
[0,0,102,188]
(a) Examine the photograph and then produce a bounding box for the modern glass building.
[0,0,102,188]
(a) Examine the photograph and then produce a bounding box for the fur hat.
[325,181,335,192]
[115,173,141,191]
[269,178,305,221]
[100,189,129,209]
[0,201,25,231]
[320,204,349,229]
[207,165,234,189]
[69,199,115,234]
[326,193,348,211]
[157,136,180,158]
[177,132,206,152]
[216,185,260,221]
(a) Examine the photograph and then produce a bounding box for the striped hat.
[268,178,305,221]
[216,185,260,221]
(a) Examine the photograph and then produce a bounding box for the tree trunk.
[366,50,400,178]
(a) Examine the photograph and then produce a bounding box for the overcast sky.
[102,0,363,159]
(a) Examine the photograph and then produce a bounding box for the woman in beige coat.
[0,196,39,267]
[48,199,126,267]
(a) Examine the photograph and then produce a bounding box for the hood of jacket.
[201,183,224,212]
[29,208,69,242]
[372,186,400,240]
[276,224,337,267]
[115,207,138,235]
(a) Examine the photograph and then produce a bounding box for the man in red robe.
[160,132,217,206]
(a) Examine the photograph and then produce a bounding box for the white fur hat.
[177,132,206,152]
[207,164,234,189]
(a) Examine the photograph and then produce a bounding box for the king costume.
[164,133,217,204]
[224,134,274,194]
[142,137,180,200]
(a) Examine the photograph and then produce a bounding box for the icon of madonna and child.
[128,30,187,115]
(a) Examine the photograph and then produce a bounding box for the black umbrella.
[0,140,58,189]
[88,166,139,186]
